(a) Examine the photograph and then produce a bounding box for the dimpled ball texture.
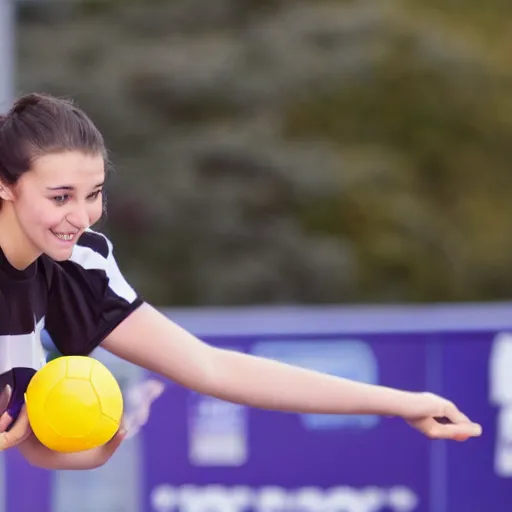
[25,356,123,453]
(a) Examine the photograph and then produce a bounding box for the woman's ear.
[0,182,14,201]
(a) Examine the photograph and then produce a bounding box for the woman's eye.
[52,195,69,204]
[88,190,102,201]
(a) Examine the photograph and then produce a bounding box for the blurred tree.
[15,0,512,305]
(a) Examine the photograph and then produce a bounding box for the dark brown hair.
[0,93,108,188]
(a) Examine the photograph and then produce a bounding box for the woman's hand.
[405,392,482,441]
[0,386,33,451]
[18,428,126,470]
[0,383,127,469]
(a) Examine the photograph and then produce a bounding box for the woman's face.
[0,151,105,265]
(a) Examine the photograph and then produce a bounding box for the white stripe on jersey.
[70,243,138,303]
[0,318,46,374]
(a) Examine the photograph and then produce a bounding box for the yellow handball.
[25,356,123,453]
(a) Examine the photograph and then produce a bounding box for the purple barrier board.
[442,330,511,512]
[5,303,512,512]
[143,333,433,512]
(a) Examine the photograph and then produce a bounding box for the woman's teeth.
[53,232,75,241]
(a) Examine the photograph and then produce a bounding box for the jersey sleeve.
[45,230,143,356]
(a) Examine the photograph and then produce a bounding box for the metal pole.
[0,0,12,503]
[0,0,14,113]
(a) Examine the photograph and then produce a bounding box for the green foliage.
[16,0,512,304]
[282,12,512,301]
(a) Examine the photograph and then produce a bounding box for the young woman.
[0,93,481,470]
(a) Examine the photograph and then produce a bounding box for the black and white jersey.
[0,230,143,420]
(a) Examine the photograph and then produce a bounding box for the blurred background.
[2,0,512,511]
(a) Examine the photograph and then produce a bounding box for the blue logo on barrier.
[251,340,379,430]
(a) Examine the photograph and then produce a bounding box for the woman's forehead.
[28,151,105,188]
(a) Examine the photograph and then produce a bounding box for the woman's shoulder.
[67,229,116,271]
[43,229,114,282]
[48,228,139,303]
[74,229,112,259]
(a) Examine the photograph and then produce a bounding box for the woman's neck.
[0,204,41,270]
